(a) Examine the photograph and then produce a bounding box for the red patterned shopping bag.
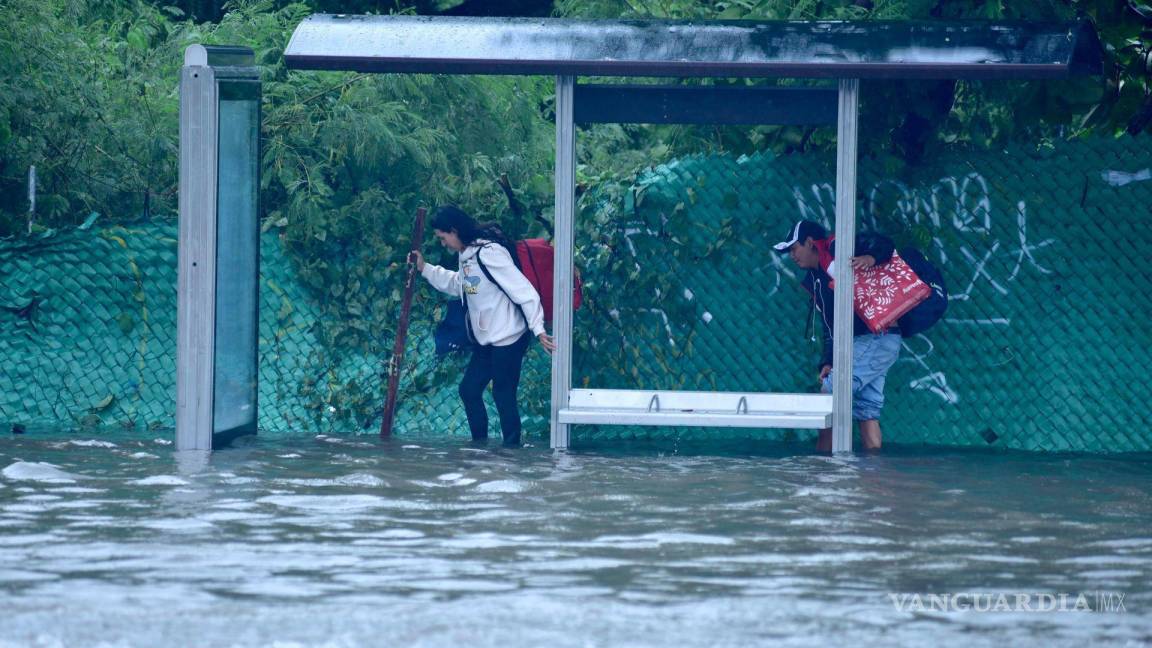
[831,252,931,333]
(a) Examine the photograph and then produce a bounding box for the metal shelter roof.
[284,14,1102,79]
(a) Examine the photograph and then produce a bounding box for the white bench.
[558,389,832,429]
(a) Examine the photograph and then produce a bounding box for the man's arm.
[855,232,895,265]
[829,232,895,267]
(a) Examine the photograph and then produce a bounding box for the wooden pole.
[380,207,427,437]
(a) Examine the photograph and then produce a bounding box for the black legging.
[459,331,531,446]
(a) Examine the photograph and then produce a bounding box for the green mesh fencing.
[2,135,1150,452]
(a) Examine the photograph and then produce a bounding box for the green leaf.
[127,28,148,51]
[78,212,100,230]
[1127,1,1152,20]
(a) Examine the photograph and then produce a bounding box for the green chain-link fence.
[2,135,1150,452]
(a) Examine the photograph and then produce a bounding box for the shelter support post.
[551,75,576,449]
[832,78,859,454]
[177,58,219,452]
[177,45,261,452]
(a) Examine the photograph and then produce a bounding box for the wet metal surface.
[284,15,1102,79]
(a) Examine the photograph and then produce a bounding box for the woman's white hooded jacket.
[421,240,546,347]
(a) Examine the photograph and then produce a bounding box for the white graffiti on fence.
[1008,200,1055,281]
[901,337,960,404]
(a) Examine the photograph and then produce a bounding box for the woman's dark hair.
[430,205,516,257]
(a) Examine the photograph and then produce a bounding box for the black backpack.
[897,247,948,337]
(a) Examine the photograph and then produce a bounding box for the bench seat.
[558,389,832,429]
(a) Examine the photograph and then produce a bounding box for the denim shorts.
[821,332,902,421]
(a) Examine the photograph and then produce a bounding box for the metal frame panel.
[574,84,837,125]
[566,389,832,413]
[560,390,832,427]
[559,410,832,429]
[176,61,219,452]
[550,75,576,450]
[832,79,860,454]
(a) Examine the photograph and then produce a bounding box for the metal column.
[177,49,220,452]
[551,75,576,449]
[831,78,860,454]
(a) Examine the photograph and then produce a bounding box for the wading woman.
[410,205,556,447]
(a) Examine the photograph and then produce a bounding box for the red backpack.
[515,238,583,323]
[475,239,584,325]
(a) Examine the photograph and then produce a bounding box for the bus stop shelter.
[178,15,1102,452]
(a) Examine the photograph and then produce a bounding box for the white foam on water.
[598,494,636,502]
[522,558,632,571]
[131,475,189,486]
[437,473,464,481]
[278,453,302,458]
[967,554,1042,564]
[720,499,774,511]
[0,533,65,546]
[257,495,387,512]
[583,532,735,548]
[440,533,539,550]
[224,581,334,598]
[51,501,107,510]
[411,579,518,592]
[2,462,77,483]
[277,473,386,488]
[197,511,274,523]
[68,440,117,448]
[152,438,172,445]
[786,517,840,527]
[129,452,159,459]
[401,445,421,449]
[138,518,216,532]
[45,487,104,494]
[211,500,259,510]
[473,480,526,494]
[65,518,124,528]
[805,534,893,546]
[1055,555,1150,566]
[0,569,59,582]
[4,503,50,513]
[1086,537,1152,549]
[375,529,425,539]
[1077,569,1143,579]
[455,509,528,523]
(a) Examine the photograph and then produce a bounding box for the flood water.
[1,430,1150,647]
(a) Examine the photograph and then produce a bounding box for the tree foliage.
[556,0,1152,177]
[0,0,186,235]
